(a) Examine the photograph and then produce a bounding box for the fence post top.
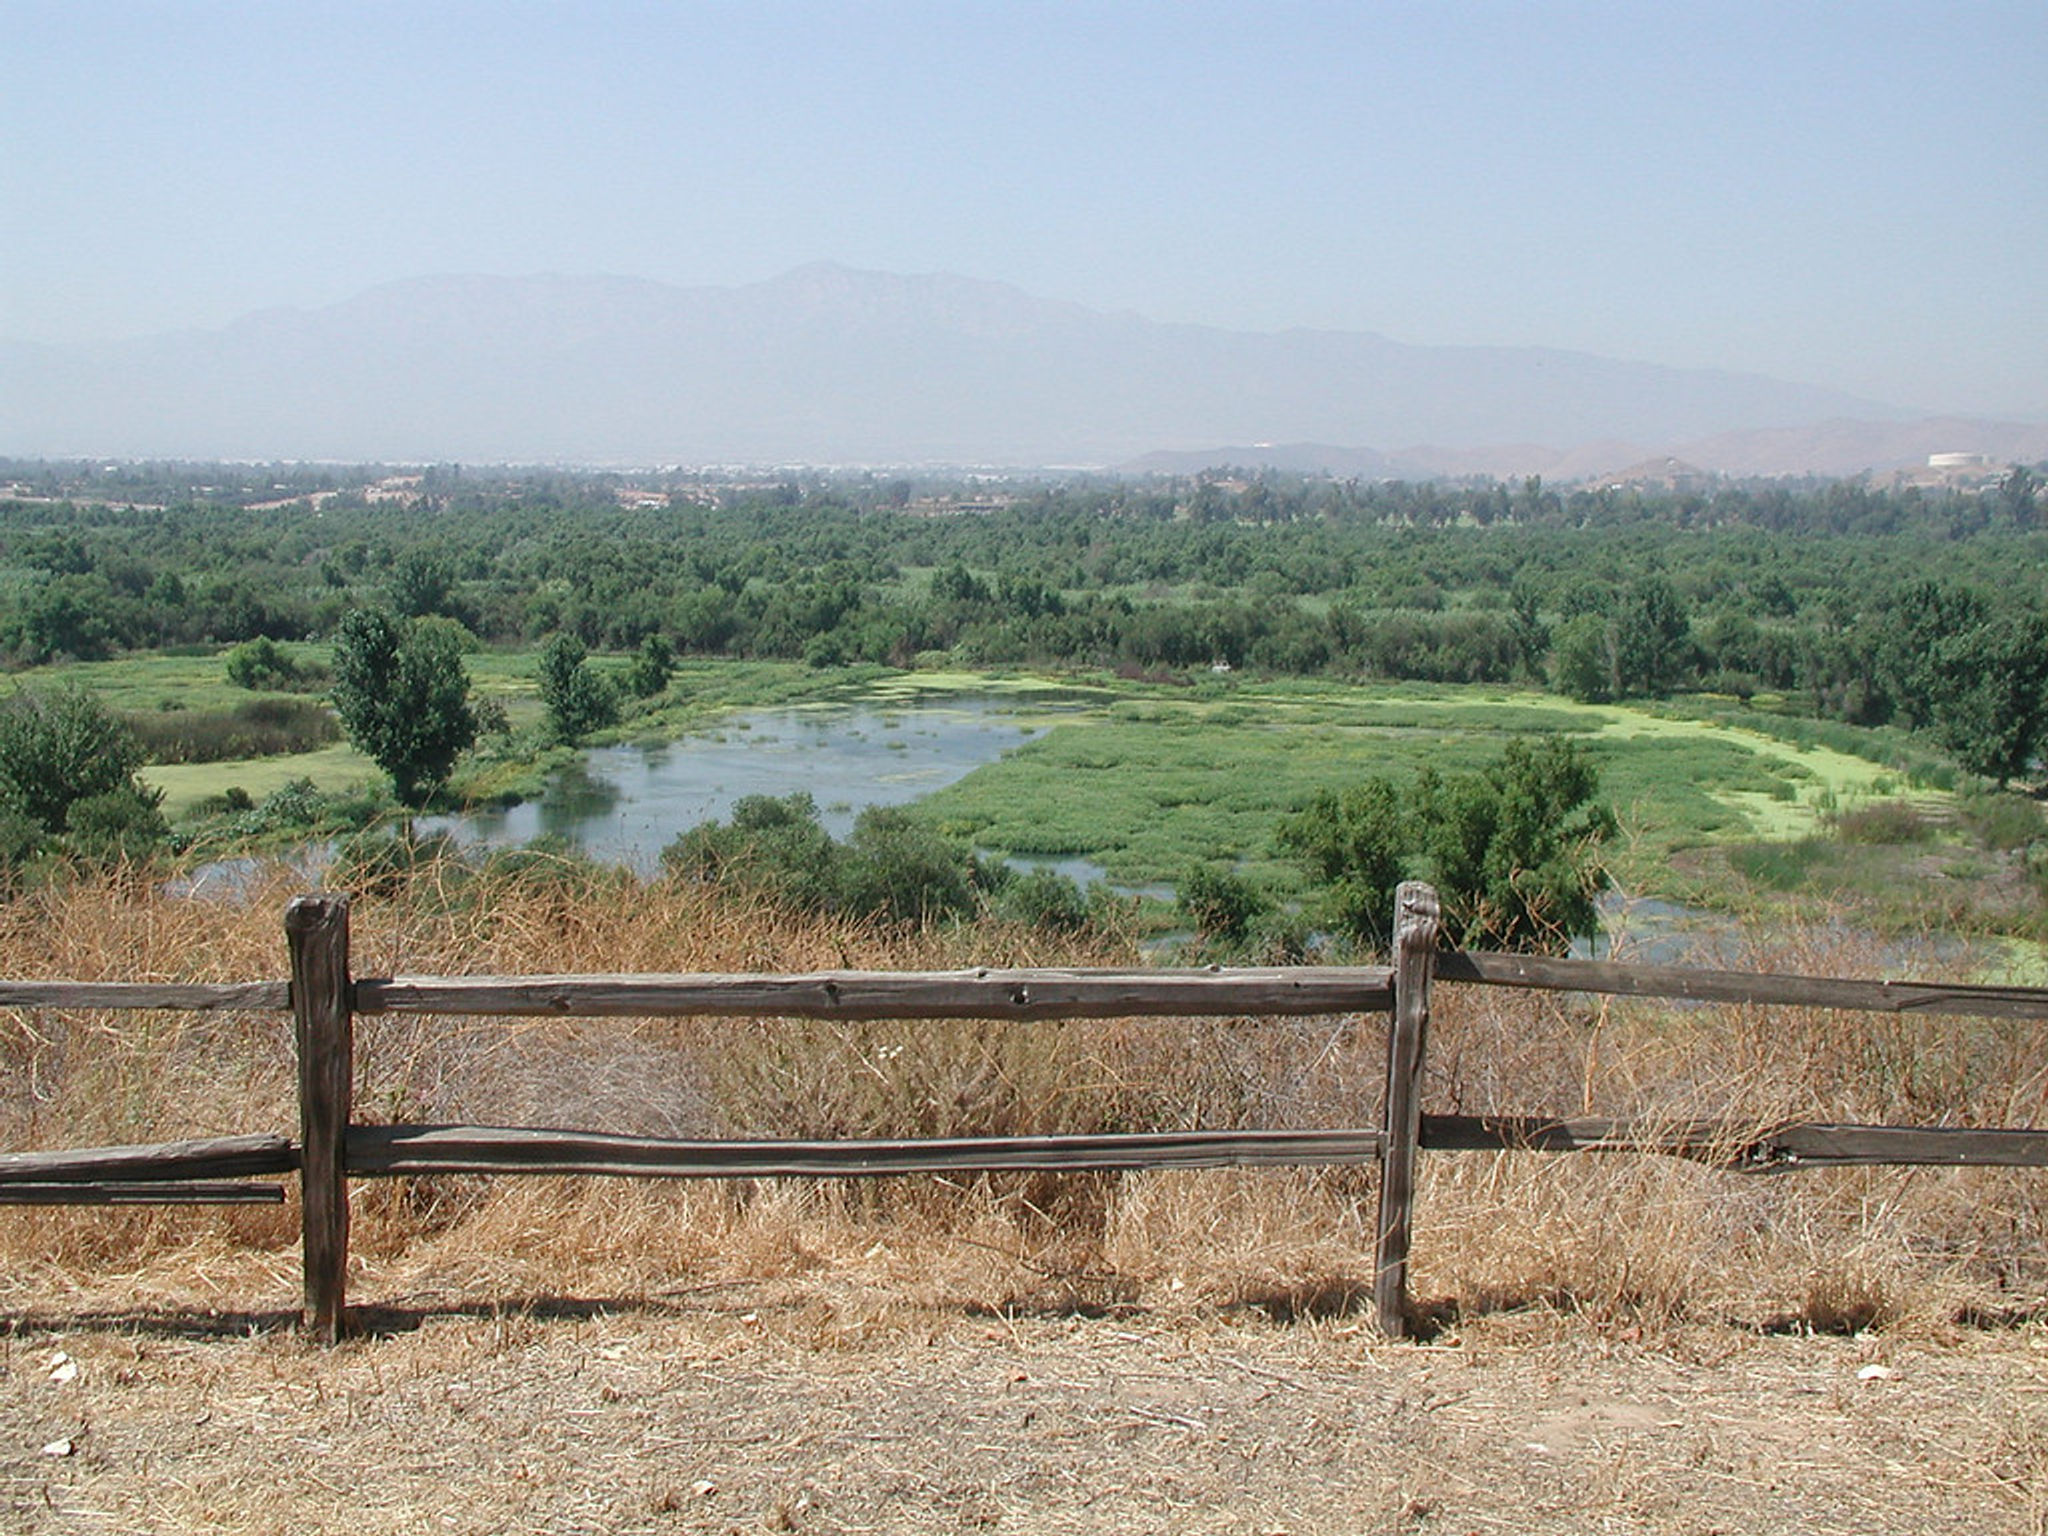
[1395,881,1439,937]
[285,892,351,932]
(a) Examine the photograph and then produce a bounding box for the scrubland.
[1,863,2044,1533]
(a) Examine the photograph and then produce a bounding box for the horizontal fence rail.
[1437,951,2048,1021]
[0,1134,297,1184]
[0,980,291,1012]
[1419,1115,2048,1170]
[0,1183,286,1205]
[4,885,2046,1340]
[347,1125,1389,1178]
[353,966,1395,1020]
[0,1133,296,1208]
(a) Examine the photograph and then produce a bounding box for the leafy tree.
[1280,738,1612,954]
[1549,613,1613,703]
[1999,464,2041,530]
[1876,582,1988,729]
[624,633,674,699]
[1277,776,1407,950]
[387,551,461,620]
[329,608,478,807]
[1609,576,1693,698]
[1508,575,1549,676]
[538,633,621,744]
[1926,610,2048,788]
[0,686,154,834]
[4,577,115,663]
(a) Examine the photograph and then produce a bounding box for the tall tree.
[537,632,621,745]
[330,609,477,807]
[1928,610,2048,788]
[1609,575,1693,698]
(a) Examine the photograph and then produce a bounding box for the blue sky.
[4,1,2042,416]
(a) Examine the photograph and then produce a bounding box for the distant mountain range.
[3,263,2040,476]
[1127,416,2048,482]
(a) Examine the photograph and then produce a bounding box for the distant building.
[364,475,424,505]
[1592,456,1713,493]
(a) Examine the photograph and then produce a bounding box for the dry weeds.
[2,865,2046,1531]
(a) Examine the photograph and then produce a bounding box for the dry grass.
[0,862,2044,1342]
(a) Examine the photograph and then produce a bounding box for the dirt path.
[3,1279,2043,1536]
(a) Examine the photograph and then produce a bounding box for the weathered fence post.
[287,894,353,1343]
[1374,881,1440,1338]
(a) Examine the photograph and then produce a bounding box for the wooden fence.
[4,881,2047,1341]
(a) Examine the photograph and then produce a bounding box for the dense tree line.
[3,461,2044,780]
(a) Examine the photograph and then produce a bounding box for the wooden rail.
[1419,1116,2048,1169]
[1436,950,2048,1020]
[2,886,2044,1341]
[347,1125,1388,1177]
[0,1133,296,1183]
[0,980,291,1011]
[354,966,1394,1020]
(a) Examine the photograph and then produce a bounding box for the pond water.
[417,695,1077,876]
[1583,891,1974,974]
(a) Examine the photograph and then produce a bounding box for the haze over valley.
[6,263,2041,478]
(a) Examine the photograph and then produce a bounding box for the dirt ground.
[3,1269,2043,1536]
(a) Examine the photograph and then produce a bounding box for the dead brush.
[1,864,2044,1337]
[1399,914,2048,1333]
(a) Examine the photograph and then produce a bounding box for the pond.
[417,695,1081,875]
[1583,891,1975,974]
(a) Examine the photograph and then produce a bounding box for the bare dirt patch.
[4,1270,2044,1536]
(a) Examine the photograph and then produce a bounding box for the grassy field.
[143,743,382,818]
[5,652,2012,926]
[920,676,1935,895]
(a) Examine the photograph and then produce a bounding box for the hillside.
[0,264,1927,468]
[1125,416,2048,481]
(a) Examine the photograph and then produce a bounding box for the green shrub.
[1727,839,1826,891]
[996,866,1094,933]
[662,792,990,927]
[0,686,150,834]
[64,786,169,864]
[1178,862,1269,949]
[1280,736,1613,953]
[223,636,303,690]
[840,806,982,925]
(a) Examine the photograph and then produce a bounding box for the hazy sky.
[4,1,2043,417]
